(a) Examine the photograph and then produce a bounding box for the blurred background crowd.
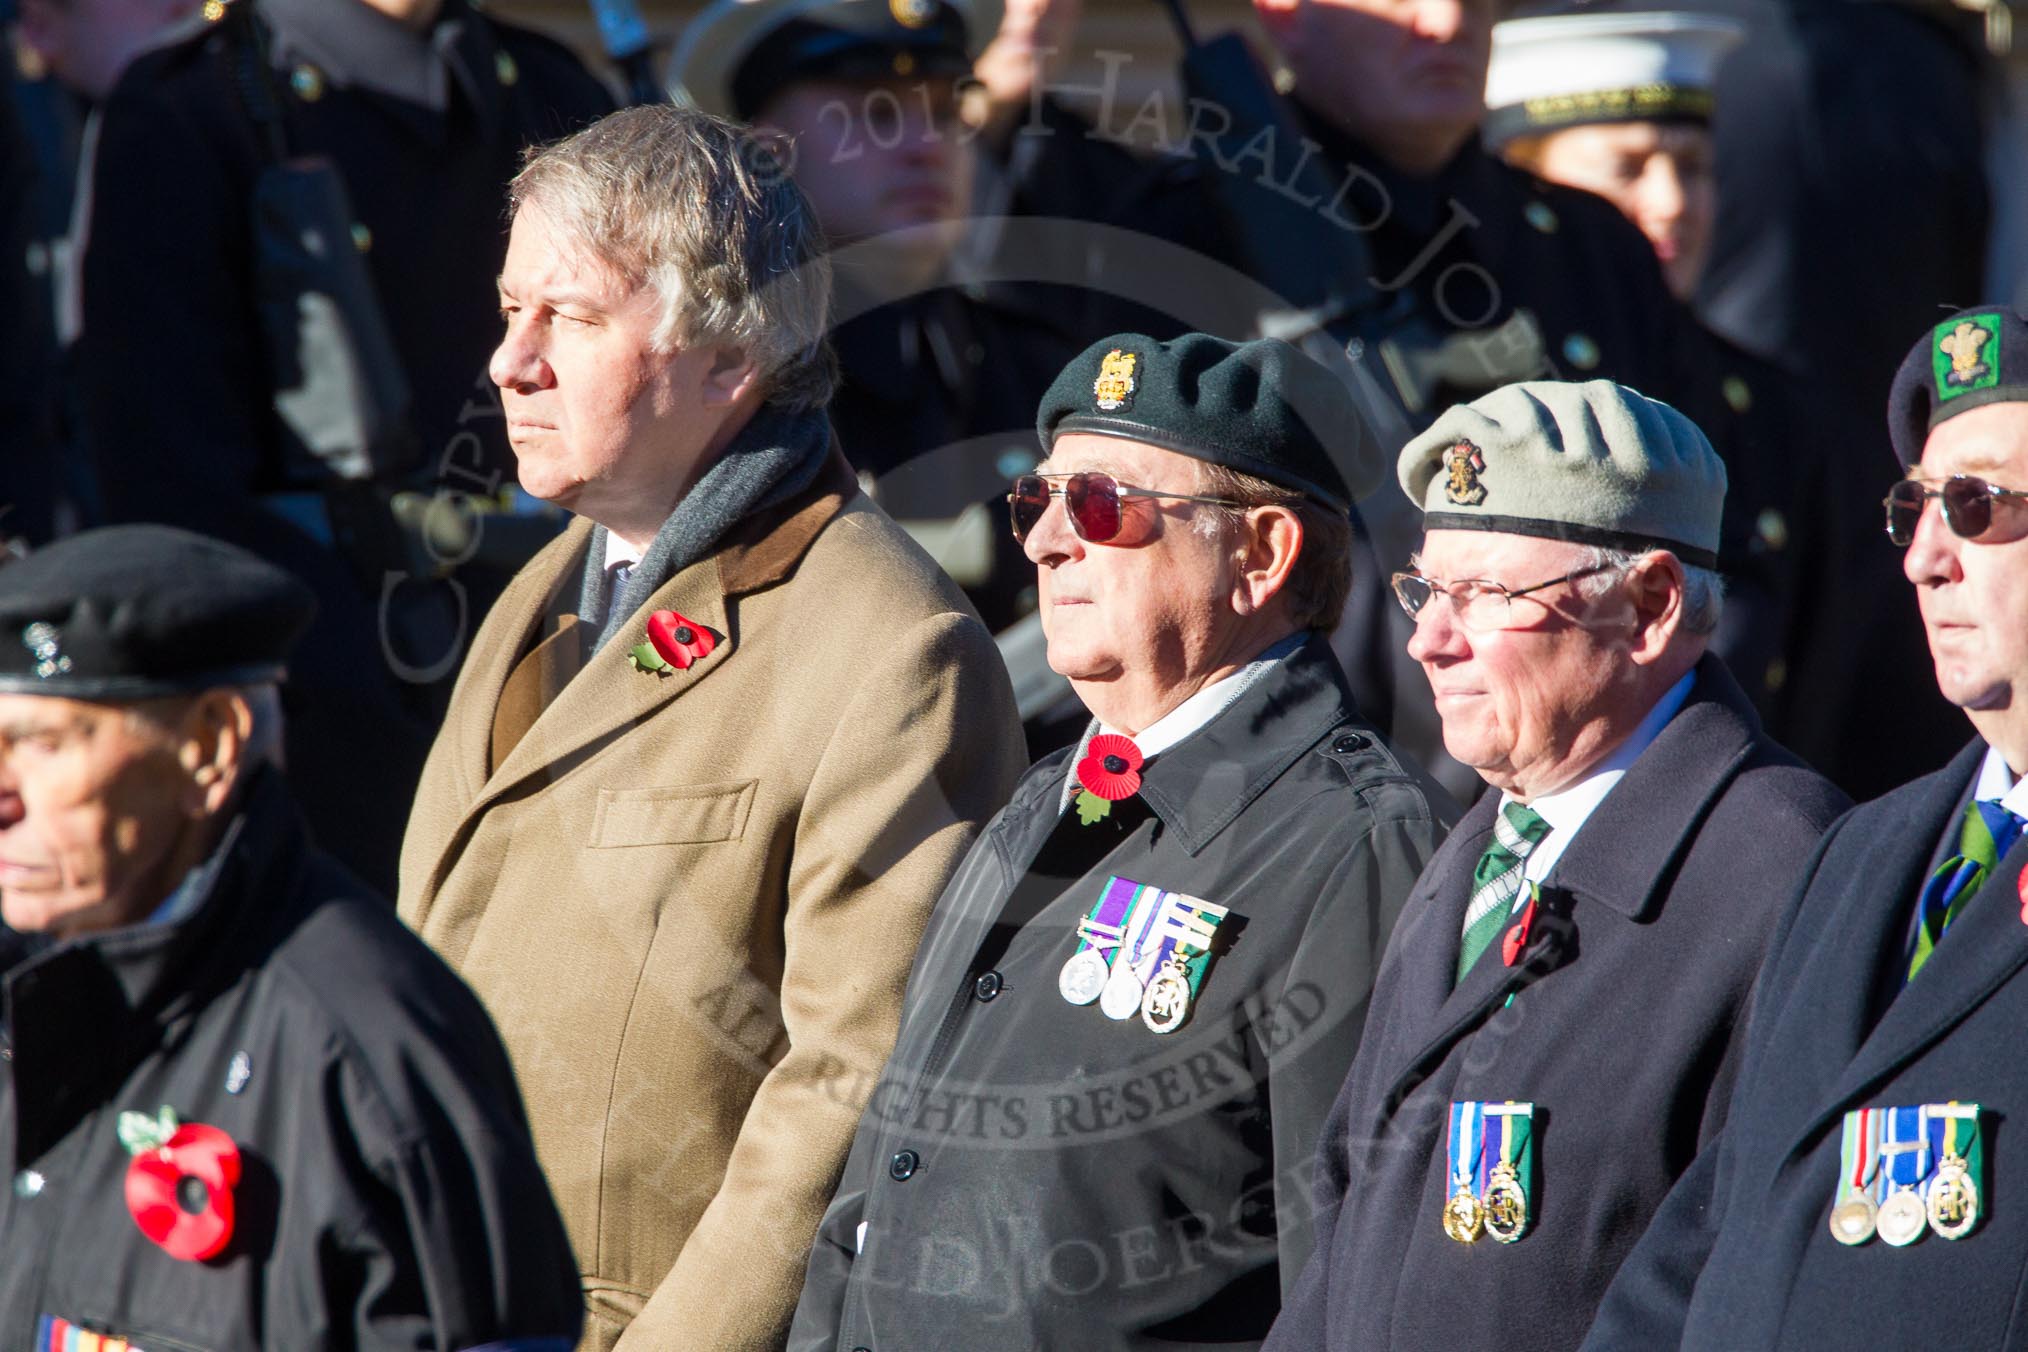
[0,0,2018,892]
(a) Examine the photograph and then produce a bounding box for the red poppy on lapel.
[631,610,719,673]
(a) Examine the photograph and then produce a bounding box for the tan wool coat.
[398,454,1026,1351]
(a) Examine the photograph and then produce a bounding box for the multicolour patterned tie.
[1907,799,2026,981]
[1457,802,1552,984]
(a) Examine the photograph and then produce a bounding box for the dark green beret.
[0,525,316,698]
[1035,333,1377,512]
[1888,304,2028,468]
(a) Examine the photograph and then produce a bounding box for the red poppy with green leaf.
[119,1105,240,1262]
[630,609,718,673]
[1074,734,1144,825]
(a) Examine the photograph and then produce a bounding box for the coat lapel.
[444,520,592,805]
[1376,658,1759,1117]
[1790,744,2015,1145]
[455,454,861,826]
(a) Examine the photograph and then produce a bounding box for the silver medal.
[1058,948,1111,1006]
[1099,958,1146,1020]
[1878,1188,1927,1246]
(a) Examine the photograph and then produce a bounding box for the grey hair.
[509,105,837,410]
[1574,546,1725,636]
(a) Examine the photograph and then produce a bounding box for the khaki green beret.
[1398,379,1727,568]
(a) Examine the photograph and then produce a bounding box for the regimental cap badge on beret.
[1398,379,1727,568]
[1094,349,1139,412]
[1889,305,2028,467]
[1935,315,2001,400]
[890,0,937,27]
[1444,440,1488,506]
[21,623,71,680]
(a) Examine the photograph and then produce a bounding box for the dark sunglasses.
[1006,473,1245,544]
[1883,475,2028,547]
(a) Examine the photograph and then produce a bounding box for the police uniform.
[1579,304,2028,1349]
[73,0,612,890]
[787,335,1454,1350]
[1263,382,1850,1352]
[0,525,581,1351]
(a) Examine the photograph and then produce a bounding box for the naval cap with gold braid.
[1398,379,1727,568]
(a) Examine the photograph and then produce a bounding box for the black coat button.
[1333,733,1369,753]
[974,970,1003,1001]
[889,1150,920,1181]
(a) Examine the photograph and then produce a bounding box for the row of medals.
[1443,1165,1528,1245]
[1059,944,1195,1035]
[1829,1152,1978,1247]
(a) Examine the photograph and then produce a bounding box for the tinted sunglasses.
[1006,473,1245,544]
[1883,474,2028,547]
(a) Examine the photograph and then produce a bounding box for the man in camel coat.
[397,105,1025,1351]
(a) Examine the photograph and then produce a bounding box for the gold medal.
[1058,948,1111,1006]
[1926,1155,1979,1240]
[1482,1163,1528,1243]
[1878,1188,1927,1246]
[1140,958,1194,1034]
[1442,1187,1483,1243]
[1829,1196,1878,1246]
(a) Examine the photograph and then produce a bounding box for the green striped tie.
[1907,799,2026,981]
[1457,801,1552,984]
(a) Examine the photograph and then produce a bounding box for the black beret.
[0,525,316,699]
[1035,333,1379,512]
[1888,304,2028,468]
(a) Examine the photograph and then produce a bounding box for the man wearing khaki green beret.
[790,332,1453,1350]
[1264,379,1849,1352]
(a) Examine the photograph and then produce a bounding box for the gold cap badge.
[1093,349,1138,412]
[890,0,937,28]
[1443,439,1488,506]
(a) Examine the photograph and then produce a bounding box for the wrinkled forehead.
[1412,527,1594,578]
[1037,432,1207,488]
[1917,401,2028,483]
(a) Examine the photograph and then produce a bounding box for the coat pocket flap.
[591,780,757,848]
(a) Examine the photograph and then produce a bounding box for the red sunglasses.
[1006,473,1245,544]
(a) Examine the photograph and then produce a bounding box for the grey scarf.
[579,404,833,656]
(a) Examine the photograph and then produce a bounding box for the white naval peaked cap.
[1483,10,1745,148]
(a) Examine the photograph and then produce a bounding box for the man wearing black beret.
[789,332,1452,1350]
[0,525,582,1350]
[1583,303,2028,1348]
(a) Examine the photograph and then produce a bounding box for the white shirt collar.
[603,531,643,572]
[1509,669,1697,883]
[1973,744,2028,820]
[1061,634,1304,811]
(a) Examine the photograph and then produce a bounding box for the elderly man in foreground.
[1581,305,2028,1348]
[397,106,1025,1350]
[1265,380,1848,1352]
[0,525,581,1350]
[789,332,1453,1350]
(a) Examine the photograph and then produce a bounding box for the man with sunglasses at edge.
[1577,308,2028,1348]
[1264,378,1847,1352]
[788,332,1453,1350]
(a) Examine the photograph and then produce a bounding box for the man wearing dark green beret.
[1265,379,1847,1352]
[0,525,581,1349]
[1582,303,2028,1349]
[789,333,1453,1350]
